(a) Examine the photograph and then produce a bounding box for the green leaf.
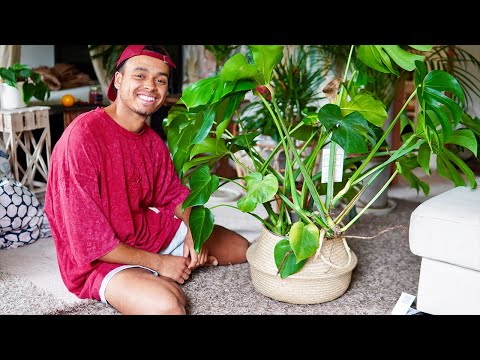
[214,92,245,139]
[436,152,466,187]
[220,53,261,82]
[408,45,433,51]
[18,68,32,80]
[461,113,480,140]
[382,45,425,71]
[233,132,259,148]
[424,70,465,106]
[190,137,228,159]
[189,206,214,253]
[446,128,478,156]
[357,45,397,75]
[182,154,224,175]
[172,147,191,176]
[418,70,466,140]
[274,239,308,279]
[232,79,257,93]
[181,77,222,109]
[291,124,317,142]
[414,60,428,86]
[397,157,430,196]
[237,172,278,212]
[182,165,219,210]
[192,105,216,144]
[289,222,319,263]
[442,147,477,189]
[341,93,388,127]
[0,69,16,85]
[318,104,376,154]
[417,142,431,175]
[22,82,36,103]
[250,45,284,84]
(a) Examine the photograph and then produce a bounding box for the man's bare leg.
[203,225,250,265]
[105,267,186,315]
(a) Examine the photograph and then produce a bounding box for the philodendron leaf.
[436,152,467,187]
[274,239,308,279]
[182,165,219,210]
[439,147,477,188]
[289,222,319,263]
[221,53,261,82]
[446,128,478,156]
[192,105,216,144]
[237,172,278,212]
[189,206,214,253]
[318,104,376,154]
[358,45,429,75]
[461,113,480,139]
[417,142,432,175]
[250,45,284,84]
[215,92,245,139]
[190,137,228,159]
[341,93,388,127]
[408,45,433,51]
[418,70,465,140]
[397,157,430,196]
[382,45,425,71]
[181,76,222,109]
[233,132,259,148]
[414,60,428,87]
[182,154,224,175]
[357,45,398,75]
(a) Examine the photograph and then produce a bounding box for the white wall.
[20,45,54,68]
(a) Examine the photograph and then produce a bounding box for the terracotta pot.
[246,225,358,304]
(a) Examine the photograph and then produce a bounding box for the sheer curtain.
[0,45,21,68]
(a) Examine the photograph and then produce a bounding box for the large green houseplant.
[166,45,480,303]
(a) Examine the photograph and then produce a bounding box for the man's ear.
[114,71,122,91]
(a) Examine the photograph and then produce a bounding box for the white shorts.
[99,220,188,304]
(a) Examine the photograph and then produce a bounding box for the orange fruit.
[61,94,75,107]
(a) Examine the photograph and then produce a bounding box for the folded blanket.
[33,66,61,91]
[33,63,95,91]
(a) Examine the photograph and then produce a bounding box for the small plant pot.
[0,82,26,109]
[246,225,358,304]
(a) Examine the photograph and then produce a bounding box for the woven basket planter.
[246,225,358,304]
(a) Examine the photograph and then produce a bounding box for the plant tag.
[321,147,344,183]
[391,292,416,315]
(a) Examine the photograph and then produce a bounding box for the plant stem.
[331,89,418,207]
[340,169,399,232]
[263,86,332,227]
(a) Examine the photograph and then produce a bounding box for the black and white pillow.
[0,176,44,249]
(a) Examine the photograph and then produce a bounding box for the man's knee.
[153,294,186,315]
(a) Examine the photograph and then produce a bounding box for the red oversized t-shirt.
[44,108,190,300]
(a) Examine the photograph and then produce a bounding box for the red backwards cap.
[107,45,176,101]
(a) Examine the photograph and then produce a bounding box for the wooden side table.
[0,106,51,194]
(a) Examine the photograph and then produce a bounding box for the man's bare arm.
[99,242,191,284]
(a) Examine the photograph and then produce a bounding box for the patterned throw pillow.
[0,176,44,249]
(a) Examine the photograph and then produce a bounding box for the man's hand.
[183,228,198,269]
[197,246,218,268]
[153,254,192,284]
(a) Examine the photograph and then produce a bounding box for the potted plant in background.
[165,45,480,304]
[0,63,50,109]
